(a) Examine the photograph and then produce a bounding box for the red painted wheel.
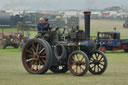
[89,51,107,74]
[22,38,52,74]
[68,50,89,76]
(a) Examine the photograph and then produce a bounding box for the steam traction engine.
[22,12,108,76]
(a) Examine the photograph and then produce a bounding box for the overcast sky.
[0,0,128,10]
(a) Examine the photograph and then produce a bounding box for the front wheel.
[68,50,89,76]
[89,51,108,75]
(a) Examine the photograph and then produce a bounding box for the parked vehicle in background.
[0,29,29,49]
[123,20,128,28]
[97,32,128,52]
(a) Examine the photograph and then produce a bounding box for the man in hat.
[44,18,50,31]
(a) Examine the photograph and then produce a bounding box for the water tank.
[0,11,11,27]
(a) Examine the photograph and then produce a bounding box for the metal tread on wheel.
[22,38,53,74]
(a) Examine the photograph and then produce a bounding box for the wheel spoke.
[90,64,95,69]
[32,43,36,50]
[40,56,47,58]
[27,50,34,54]
[81,62,86,65]
[72,56,75,62]
[100,63,104,66]
[98,65,102,71]
[80,57,84,62]
[39,59,44,65]
[30,60,35,65]
[31,47,36,54]
[32,61,37,69]
[94,65,96,72]
[39,48,45,54]
[35,61,38,70]
[80,66,84,71]
[76,54,80,61]
[76,65,78,73]
[91,56,95,60]
[100,60,105,62]
[28,55,34,58]
[26,58,34,62]
[99,56,103,61]
[90,61,94,64]
[95,53,99,59]
[41,59,46,65]
[36,44,39,53]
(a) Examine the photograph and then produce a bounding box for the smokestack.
[83,12,91,40]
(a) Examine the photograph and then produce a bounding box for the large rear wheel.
[22,38,52,74]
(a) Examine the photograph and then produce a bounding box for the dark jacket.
[37,23,46,33]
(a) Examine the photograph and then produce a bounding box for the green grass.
[0,19,128,85]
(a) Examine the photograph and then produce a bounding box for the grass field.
[0,19,128,85]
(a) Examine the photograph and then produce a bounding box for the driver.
[37,18,46,33]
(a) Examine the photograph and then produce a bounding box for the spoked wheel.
[89,51,107,75]
[22,38,52,74]
[68,50,89,76]
[50,65,68,73]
